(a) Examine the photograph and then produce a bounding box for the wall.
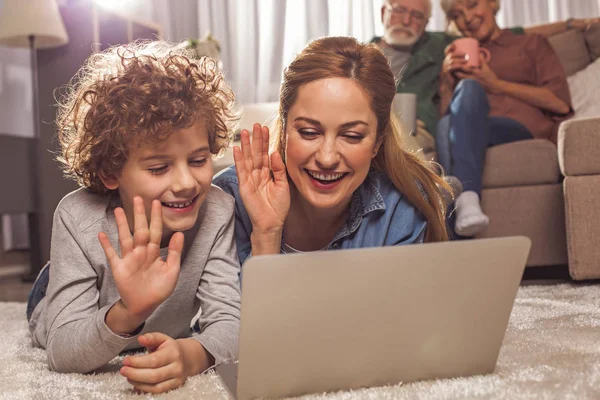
[0,136,34,253]
[0,0,35,256]
[0,47,33,138]
[0,0,160,276]
[0,46,34,251]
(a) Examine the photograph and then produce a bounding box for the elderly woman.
[437,0,573,237]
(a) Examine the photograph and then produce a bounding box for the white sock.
[454,191,489,237]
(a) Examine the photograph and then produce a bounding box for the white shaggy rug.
[1,283,600,400]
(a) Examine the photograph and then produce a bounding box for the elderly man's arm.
[524,17,599,37]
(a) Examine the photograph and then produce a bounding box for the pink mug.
[453,37,491,67]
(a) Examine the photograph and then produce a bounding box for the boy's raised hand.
[233,123,290,236]
[99,197,184,325]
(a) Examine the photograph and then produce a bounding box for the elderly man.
[374,0,598,148]
[375,0,454,152]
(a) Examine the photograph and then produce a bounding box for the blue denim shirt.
[213,166,427,266]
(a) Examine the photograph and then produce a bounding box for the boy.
[26,41,241,394]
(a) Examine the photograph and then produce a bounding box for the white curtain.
[495,0,600,29]
[152,0,600,103]
[153,0,382,103]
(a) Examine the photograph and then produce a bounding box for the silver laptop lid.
[236,236,531,400]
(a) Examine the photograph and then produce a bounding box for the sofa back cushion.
[585,23,600,61]
[567,58,600,119]
[548,29,591,76]
[548,22,600,76]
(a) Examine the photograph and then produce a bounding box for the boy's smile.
[161,195,200,212]
[100,121,214,241]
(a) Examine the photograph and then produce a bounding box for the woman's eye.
[190,158,207,166]
[148,166,168,175]
[298,129,320,139]
[343,134,364,143]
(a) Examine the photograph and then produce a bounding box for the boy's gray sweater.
[29,186,241,373]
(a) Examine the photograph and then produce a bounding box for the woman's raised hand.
[233,123,290,237]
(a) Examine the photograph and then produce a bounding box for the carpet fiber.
[2,283,599,399]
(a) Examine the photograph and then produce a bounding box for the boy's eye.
[190,158,208,166]
[148,166,168,175]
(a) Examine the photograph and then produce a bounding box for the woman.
[437,0,572,237]
[214,36,449,266]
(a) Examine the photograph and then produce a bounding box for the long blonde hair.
[270,37,449,242]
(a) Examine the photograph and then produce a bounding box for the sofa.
[475,24,600,280]
[213,103,280,172]
[217,25,600,280]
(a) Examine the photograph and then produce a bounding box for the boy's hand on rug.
[100,197,184,332]
[233,124,290,253]
[120,332,190,394]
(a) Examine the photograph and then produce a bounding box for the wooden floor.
[0,248,32,302]
[0,276,32,302]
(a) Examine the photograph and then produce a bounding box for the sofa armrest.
[558,117,600,176]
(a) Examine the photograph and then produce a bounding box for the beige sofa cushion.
[548,29,591,76]
[478,184,567,267]
[567,58,600,120]
[585,22,600,61]
[563,175,600,280]
[238,102,278,132]
[558,117,600,176]
[482,139,560,188]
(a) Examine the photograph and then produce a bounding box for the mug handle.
[479,48,491,63]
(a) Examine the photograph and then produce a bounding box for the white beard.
[383,28,421,47]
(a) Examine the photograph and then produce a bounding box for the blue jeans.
[26,262,50,321]
[436,79,533,196]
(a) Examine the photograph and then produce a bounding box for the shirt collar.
[335,170,386,240]
[483,28,513,47]
[411,31,430,51]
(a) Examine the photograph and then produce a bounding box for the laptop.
[217,236,531,400]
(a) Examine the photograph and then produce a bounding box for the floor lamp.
[0,0,68,280]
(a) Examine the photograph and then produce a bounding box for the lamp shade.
[0,0,68,48]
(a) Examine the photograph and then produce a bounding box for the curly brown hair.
[56,40,237,194]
